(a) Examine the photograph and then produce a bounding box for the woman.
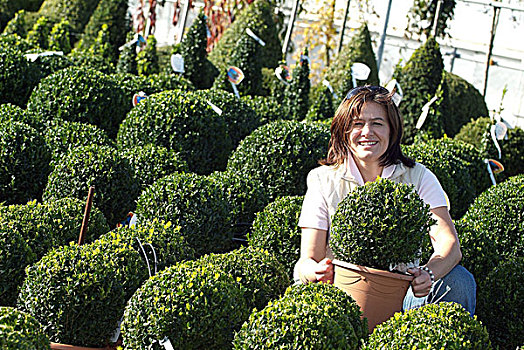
[294,85,476,315]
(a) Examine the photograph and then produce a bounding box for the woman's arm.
[409,206,462,297]
[295,228,334,284]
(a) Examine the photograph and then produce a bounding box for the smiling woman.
[294,85,476,317]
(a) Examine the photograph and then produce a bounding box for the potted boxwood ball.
[330,178,435,332]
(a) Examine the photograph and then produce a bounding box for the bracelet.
[420,266,435,284]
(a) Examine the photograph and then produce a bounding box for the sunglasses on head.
[344,85,390,100]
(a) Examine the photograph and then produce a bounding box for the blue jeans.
[403,265,476,316]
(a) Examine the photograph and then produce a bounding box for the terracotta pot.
[50,342,116,350]
[332,259,414,333]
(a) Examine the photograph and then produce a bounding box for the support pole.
[337,0,351,54]
[78,186,95,246]
[376,0,392,73]
[431,0,443,37]
[282,0,300,57]
[483,5,500,97]
[176,0,191,44]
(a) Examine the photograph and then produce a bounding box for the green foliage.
[116,31,138,74]
[27,53,73,92]
[395,36,444,144]
[87,23,116,69]
[27,16,51,50]
[48,18,71,53]
[476,257,523,350]
[407,0,457,39]
[363,302,491,349]
[0,306,50,349]
[0,197,108,259]
[67,45,115,74]
[180,12,218,89]
[248,195,303,280]
[284,48,310,121]
[494,126,524,181]
[43,144,140,226]
[193,88,261,147]
[117,89,232,175]
[137,34,159,76]
[0,103,40,128]
[37,0,101,36]
[196,246,289,311]
[3,10,28,38]
[227,120,330,202]
[209,0,282,72]
[18,235,148,347]
[0,45,40,107]
[402,138,476,219]
[261,66,286,102]
[0,120,51,204]
[455,116,490,148]
[241,94,283,125]
[325,23,379,101]
[119,144,188,191]
[330,179,434,270]
[0,226,35,306]
[443,71,488,137]
[27,66,128,138]
[455,175,524,285]
[121,261,249,350]
[136,172,232,256]
[307,83,335,122]
[233,283,365,349]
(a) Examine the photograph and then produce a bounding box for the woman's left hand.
[407,267,432,297]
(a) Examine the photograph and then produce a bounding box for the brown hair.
[319,85,415,168]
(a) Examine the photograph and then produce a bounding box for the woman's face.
[348,101,390,164]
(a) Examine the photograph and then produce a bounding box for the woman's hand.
[408,267,432,297]
[314,258,334,284]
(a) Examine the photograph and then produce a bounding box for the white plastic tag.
[25,51,64,62]
[322,79,338,99]
[109,318,123,343]
[350,62,371,80]
[245,28,265,46]
[231,82,240,98]
[159,337,174,350]
[386,79,403,106]
[129,212,138,227]
[493,121,507,140]
[275,65,291,85]
[416,95,439,129]
[132,91,148,107]
[485,159,497,186]
[490,125,502,159]
[171,54,185,73]
[207,101,223,115]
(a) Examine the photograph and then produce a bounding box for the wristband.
[420,266,435,284]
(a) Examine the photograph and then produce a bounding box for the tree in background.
[3,10,27,38]
[27,16,51,50]
[37,0,101,37]
[89,24,115,69]
[48,18,72,54]
[406,0,456,39]
[284,48,311,121]
[117,31,138,75]
[307,84,334,122]
[137,34,159,76]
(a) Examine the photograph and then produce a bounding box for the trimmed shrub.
[27,16,51,50]
[407,0,456,39]
[136,172,232,256]
[0,226,35,306]
[18,235,148,347]
[495,126,524,181]
[121,261,249,350]
[363,302,491,349]
[27,66,128,138]
[233,283,364,349]
[28,51,73,85]
[476,257,523,350]
[248,195,303,280]
[241,94,283,124]
[455,175,524,284]
[48,18,71,53]
[193,88,261,147]
[3,9,28,37]
[43,144,140,226]
[0,45,40,107]
[196,246,289,311]
[37,0,101,36]
[307,83,335,122]
[116,31,138,74]
[0,197,109,259]
[0,120,51,204]
[137,34,159,76]
[443,71,488,137]
[330,179,434,270]
[117,89,232,174]
[0,306,50,349]
[284,48,310,121]
[402,139,476,219]
[0,103,41,129]
[228,120,330,202]
[67,44,115,74]
[455,116,490,149]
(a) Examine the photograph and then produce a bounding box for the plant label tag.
[230,82,240,98]
[322,79,338,99]
[300,54,310,65]
[132,91,148,106]
[351,62,371,81]
[171,54,185,73]
[227,66,244,85]
[416,95,439,129]
[386,79,403,106]
[25,51,64,62]
[490,124,502,159]
[129,212,138,227]
[160,337,174,350]
[109,319,122,343]
[207,101,223,115]
[275,65,291,84]
[245,28,265,46]
[488,158,504,174]
[484,159,497,186]
[494,121,507,140]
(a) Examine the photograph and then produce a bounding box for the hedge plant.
[0,103,40,129]
[196,246,289,311]
[0,45,40,107]
[455,116,490,149]
[363,302,491,349]
[0,119,51,204]
[0,197,109,259]
[48,17,71,53]
[233,283,365,349]
[307,83,335,123]
[241,94,283,124]
[0,306,50,349]
[476,257,523,350]
[117,89,232,174]
[18,235,148,347]
[116,31,138,74]
[137,34,159,76]
[493,126,524,181]
[2,9,28,37]
[455,175,524,284]
[121,261,249,350]
[136,172,232,256]
[248,195,303,280]
[227,120,330,202]
[37,0,100,36]
[27,66,128,138]
[26,16,51,50]
[28,51,73,84]
[330,179,434,271]
[43,144,140,227]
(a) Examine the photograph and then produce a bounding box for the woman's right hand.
[313,258,334,284]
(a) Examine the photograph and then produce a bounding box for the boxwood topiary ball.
[241,94,284,124]
[43,144,140,227]
[117,89,232,175]
[248,195,303,280]
[136,172,232,256]
[121,261,249,350]
[27,66,129,138]
[0,306,50,349]
[0,197,109,260]
[455,174,524,283]
[0,119,51,204]
[17,235,148,348]
[0,103,41,129]
[0,45,40,107]
[330,178,434,271]
[227,120,330,202]
[363,302,491,349]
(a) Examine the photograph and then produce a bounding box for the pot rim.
[332,259,415,281]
